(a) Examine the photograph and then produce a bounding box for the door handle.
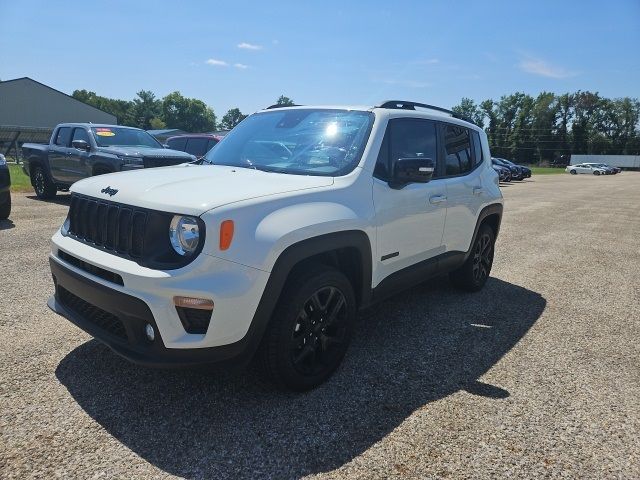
[473,187,485,195]
[429,194,447,205]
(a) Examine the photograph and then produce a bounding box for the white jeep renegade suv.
[48,101,503,391]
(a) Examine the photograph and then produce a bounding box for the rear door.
[167,137,187,152]
[438,124,484,254]
[48,127,72,183]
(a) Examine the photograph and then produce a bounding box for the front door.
[372,118,447,285]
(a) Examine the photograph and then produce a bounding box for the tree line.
[452,92,640,163]
[72,90,295,132]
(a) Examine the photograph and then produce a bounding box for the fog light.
[145,323,155,341]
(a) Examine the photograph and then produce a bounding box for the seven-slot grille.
[68,195,147,259]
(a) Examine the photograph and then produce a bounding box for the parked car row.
[491,157,532,183]
[566,163,621,175]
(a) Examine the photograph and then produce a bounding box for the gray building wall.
[0,77,117,128]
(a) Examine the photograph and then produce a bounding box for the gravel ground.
[1,174,639,479]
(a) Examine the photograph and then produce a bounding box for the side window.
[55,127,71,147]
[207,138,219,152]
[375,119,437,181]
[184,137,209,156]
[167,137,187,151]
[71,127,90,144]
[443,124,472,176]
[471,130,483,167]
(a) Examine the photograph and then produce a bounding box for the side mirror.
[390,157,435,188]
[162,144,170,149]
[72,139,90,151]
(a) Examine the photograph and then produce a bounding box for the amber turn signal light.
[173,296,214,310]
[219,220,234,250]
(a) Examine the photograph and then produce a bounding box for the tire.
[258,265,357,391]
[593,170,600,176]
[449,224,495,292]
[570,169,577,175]
[0,192,10,220]
[32,166,57,199]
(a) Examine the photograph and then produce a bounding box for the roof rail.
[376,100,476,125]
[265,103,302,109]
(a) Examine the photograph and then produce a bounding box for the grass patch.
[8,164,33,192]
[529,166,565,175]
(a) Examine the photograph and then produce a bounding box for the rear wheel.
[32,166,57,199]
[450,224,495,292]
[0,192,10,219]
[259,266,357,391]
[593,170,600,176]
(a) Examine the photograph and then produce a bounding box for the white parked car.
[47,100,503,390]
[566,164,608,175]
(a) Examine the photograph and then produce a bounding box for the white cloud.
[205,58,228,67]
[237,42,263,50]
[518,57,577,79]
[234,63,249,69]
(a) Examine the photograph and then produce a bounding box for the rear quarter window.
[167,138,187,151]
[55,127,71,147]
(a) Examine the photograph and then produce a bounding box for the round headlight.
[169,215,200,256]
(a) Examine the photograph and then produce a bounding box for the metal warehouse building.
[0,77,116,158]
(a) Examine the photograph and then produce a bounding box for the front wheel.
[450,224,495,292]
[258,266,357,391]
[593,170,600,176]
[32,166,57,199]
[570,169,577,175]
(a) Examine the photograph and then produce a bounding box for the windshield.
[203,109,374,176]
[91,127,163,148]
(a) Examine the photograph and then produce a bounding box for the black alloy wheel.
[33,166,56,199]
[449,224,496,292]
[472,231,494,285]
[290,286,348,376]
[259,266,357,391]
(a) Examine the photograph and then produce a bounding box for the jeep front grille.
[68,195,147,259]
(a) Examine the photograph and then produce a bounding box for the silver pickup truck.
[22,123,195,199]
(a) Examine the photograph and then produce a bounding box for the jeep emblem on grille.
[100,186,118,196]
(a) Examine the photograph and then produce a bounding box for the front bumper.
[49,229,272,366]
[49,258,262,367]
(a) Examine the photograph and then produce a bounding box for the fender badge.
[100,186,118,196]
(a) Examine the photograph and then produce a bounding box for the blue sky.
[1,0,638,117]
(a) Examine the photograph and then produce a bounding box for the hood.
[98,146,193,159]
[70,164,334,216]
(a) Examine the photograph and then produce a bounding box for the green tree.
[72,89,134,125]
[220,108,247,130]
[452,98,484,128]
[276,95,295,106]
[131,90,162,130]
[149,117,166,129]
[161,91,216,132]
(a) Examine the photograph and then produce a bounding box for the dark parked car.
[497,158,532,179]
[492,164,511,182]
[22,124,196,199]
[0,154,10,219]
[492,158,523,180]
[166,134,224,159]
